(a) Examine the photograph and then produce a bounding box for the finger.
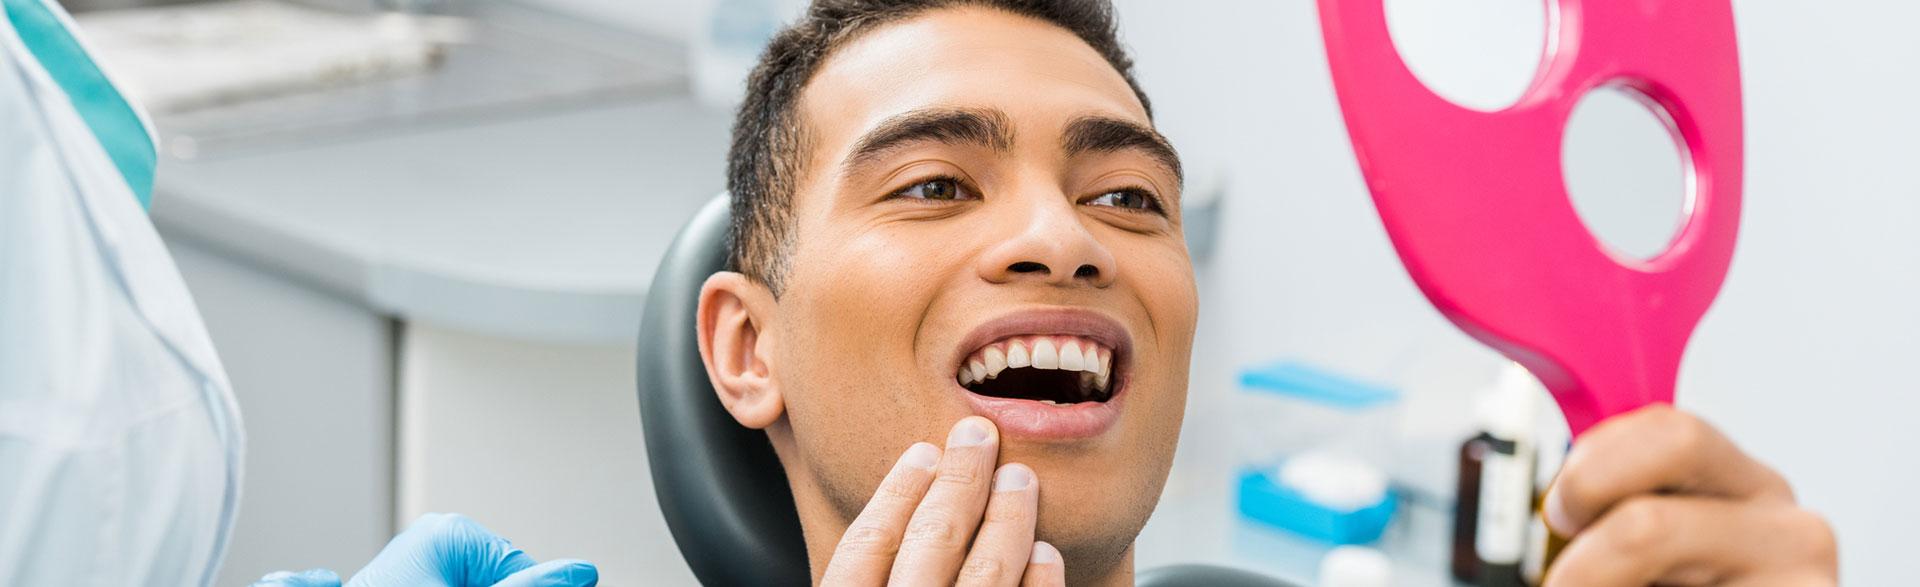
[251,569,343,587]
[1545,405,1792,535]
[889,417,1001,585]
[345,513,539,587]
[1543,495,1837,587]
[1019,542,1067,587]
[490,559,599,587]
[818,442,943,586]
[955,464,1041,587]
[432,513,542,584]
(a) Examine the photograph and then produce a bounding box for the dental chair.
[638,194,1292,587]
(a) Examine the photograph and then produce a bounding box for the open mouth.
[957,335,1116,405]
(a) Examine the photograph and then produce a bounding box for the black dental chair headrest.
[638,194,1294,587]
[638,194,810,586]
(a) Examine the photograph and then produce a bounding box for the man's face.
[769,6,1196,574]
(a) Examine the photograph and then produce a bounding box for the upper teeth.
[957,335,1113,390]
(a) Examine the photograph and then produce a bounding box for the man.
[694,1,1838,585]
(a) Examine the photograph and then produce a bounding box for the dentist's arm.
[1542,405,1838,586]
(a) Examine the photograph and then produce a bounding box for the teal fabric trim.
[5,0,155,209]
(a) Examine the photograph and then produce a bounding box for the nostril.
[1074,264,1098,278]
[1009,261,1048,274]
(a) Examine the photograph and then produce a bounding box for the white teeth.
[1097,352,1112,389]
[1038,399,1060,406]
[961,337,1115,395]
[984,347,1007,378]
[1032,339,1059,369]
[1059,341,1085,371]
[1006,341,1031,368]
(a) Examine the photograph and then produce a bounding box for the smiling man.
[694,1,1837,586]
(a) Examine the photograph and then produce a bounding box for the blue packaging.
[1236,467,1397,545]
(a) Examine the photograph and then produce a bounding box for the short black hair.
[725,0,1153,295]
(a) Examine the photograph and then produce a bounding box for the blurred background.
[54,0,1915,584]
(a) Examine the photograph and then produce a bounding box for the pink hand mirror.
[1316,1,1744,436]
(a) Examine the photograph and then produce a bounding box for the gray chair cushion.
[637,194,809,586]
[1136,564,1299,587]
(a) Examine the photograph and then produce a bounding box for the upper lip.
[950,308,1133,377]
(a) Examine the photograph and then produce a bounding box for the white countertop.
[152,96,732,343]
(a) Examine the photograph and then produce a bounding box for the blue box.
[1236,468,1397,545]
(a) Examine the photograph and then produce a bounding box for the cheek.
[784,221,985,371]
[1123,240,1199,372]
[797,222,971,307]
[774,225,982,514]
[777,247,927,420]
[1117,239,1197,455]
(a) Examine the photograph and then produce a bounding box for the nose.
[977,192,1117,288]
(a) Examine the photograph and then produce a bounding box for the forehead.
[798,7,1151,163]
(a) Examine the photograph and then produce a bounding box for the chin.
[1035,479,1161,583]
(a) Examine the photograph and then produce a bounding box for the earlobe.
[696,272,785,429]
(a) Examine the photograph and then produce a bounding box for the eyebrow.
[842,106,1016,176]
[1061,115,1184,184]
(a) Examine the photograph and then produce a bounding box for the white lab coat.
[0,0,243,585]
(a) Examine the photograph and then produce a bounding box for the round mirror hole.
[1385,0,1549,112]
[1562,86,1693,262]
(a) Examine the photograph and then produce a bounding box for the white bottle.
[1522,384,1573,585]
[1474,364,1538,587]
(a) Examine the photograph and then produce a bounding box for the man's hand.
[1543,405,1838,586]
[820,416,1064,587]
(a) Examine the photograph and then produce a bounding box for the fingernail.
[949,417,991,447]
[1543,488,1574,536]
[994,465,1033,492]
[1031,541,1060,564]
[901,442,939,470]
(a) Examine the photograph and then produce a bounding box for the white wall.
[1111,0,1919,584]
[522,0,711,43]
[163,238,395,587]
[396,324,699,587]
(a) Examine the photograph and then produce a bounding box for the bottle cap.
[1479,363,1541,440]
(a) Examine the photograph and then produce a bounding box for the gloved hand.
[250,513,598,587]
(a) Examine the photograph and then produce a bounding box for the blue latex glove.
[251,513,597,587]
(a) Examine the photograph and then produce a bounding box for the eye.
[1085,188,1160,212]
[891,176,977,201]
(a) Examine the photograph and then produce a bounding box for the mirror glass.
[1561,87,1692,262]
[1385,0,1547,111]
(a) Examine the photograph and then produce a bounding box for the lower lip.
[958,381,1125,440]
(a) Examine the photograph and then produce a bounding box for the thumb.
[490,559,599,587]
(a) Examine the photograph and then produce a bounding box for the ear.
[696,271,785,429]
